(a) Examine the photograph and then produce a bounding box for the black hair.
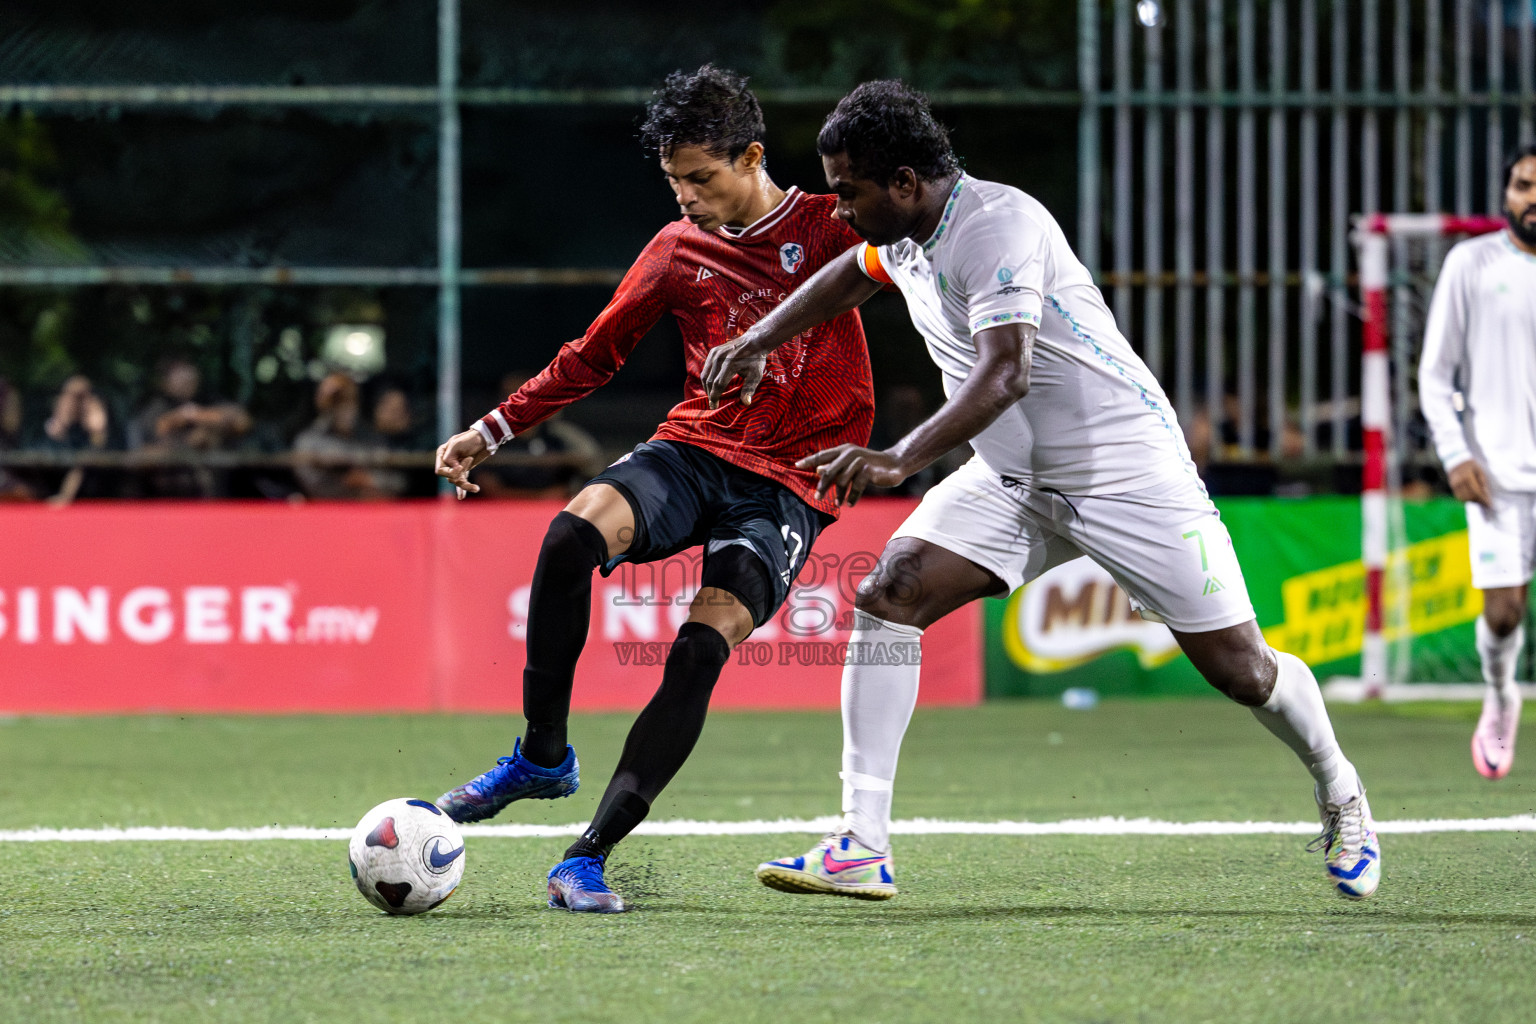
[638,65,765,163]
[1504,142,1536,190]
[817,80,959,185]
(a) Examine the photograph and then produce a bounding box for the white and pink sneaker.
[1472,685,1522,780]
[756,833,896,901]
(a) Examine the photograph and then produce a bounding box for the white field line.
[2,814,1535,842]
[1322,678,1536,702]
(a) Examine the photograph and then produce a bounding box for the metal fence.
[1079,0,1535,465]
[2,0,1082,486]
[10,0,1535,480]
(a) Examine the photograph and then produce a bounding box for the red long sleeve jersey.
[479,188,875,518]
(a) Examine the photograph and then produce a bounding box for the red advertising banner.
[0,500,981,713]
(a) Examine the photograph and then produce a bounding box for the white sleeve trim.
[490,408,514,439]
[854,243,878,281]
[473,419,501,453]
[971,311,1042,333]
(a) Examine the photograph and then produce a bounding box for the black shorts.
[587,440,833,627]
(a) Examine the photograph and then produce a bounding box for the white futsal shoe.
[756,832,897,901]
[1308,778,1381,900]
[1472,684,1522,780]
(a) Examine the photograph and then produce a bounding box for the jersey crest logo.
[779,242,805,274]
[997,267,1014,283]
[696,266,716,282]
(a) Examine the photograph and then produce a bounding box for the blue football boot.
[434,738,579,823]
[547,855,627,913]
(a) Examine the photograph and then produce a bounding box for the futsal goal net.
[1338,213,1505,699]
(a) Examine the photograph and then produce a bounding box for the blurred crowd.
[0,364,1402,505]
[0,364,605,504]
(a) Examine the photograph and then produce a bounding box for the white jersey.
[858,174,1197,495]
[1419,230,1536,493]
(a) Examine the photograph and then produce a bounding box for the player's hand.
[1447,459,1494,510]
[701,337,767,409]
[436,429,490,496]
[797,445,907,507]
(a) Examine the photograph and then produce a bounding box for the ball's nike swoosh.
[429,841,465,868]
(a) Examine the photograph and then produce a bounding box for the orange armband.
[859,243,894,285]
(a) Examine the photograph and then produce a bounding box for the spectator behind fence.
[368,383,429,497]
[293,372,400,500]
[128,356,252,497]
[1182,393,1316,496]
[372,385,419,448]
[0,376,35,500]
[475,372,605,499]
[37,374,112,504]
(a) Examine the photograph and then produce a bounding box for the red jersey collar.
[714,187,803,242]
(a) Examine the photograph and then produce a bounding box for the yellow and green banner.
[985,496,1483,697]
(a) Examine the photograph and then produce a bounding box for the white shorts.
[1466,490,1536,590]
[892,458,1256,633]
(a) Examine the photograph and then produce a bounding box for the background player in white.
[703,80,1381,901]
[1419,142,1536,780]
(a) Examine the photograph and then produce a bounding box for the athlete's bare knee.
[851,545,934,626]
[853,580,919,627]
[1486,610,1523,637]
[1482,591,1527,637]
[686,588,753,648]
[1213,658,1275,707]
[541,510,608,568]
[562,484,634,558]
[1178,624,1276,706]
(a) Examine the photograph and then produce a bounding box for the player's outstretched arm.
[435,428,491,496]
[798,322,1035,506]
[702,246,880,408]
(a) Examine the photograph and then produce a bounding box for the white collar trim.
[716,187,802,240]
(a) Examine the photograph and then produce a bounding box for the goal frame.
[1349,213,1505,696]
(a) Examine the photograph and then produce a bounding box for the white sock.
[838,612,923,854]
[1250,650,1359,807]
[1477,615,1523,703]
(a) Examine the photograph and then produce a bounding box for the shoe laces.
[818,830,860,854]
[1306,794,1368,857]
[561,856,611,892]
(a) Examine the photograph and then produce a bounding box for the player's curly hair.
[639,65,765,163]
[817,80,959,185]
[1503,141,1536,190]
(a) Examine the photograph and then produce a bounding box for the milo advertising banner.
[986,496,1484,697]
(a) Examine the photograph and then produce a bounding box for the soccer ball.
[347,798,466,915]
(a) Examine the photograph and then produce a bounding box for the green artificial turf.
[3,701,1536,1023]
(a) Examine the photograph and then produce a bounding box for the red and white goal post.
[1350,213,1504,697]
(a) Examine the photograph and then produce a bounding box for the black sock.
[522,511,607,768]
[564,791,651,862]
[564,622,731,859]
